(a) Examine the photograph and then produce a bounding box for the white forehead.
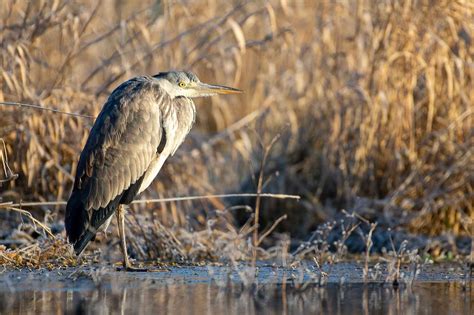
[154,71,200,83]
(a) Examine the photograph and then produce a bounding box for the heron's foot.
[116,263,170,272]
[116,263,149,272]
[125,265,149,272]
[148,266,171,272]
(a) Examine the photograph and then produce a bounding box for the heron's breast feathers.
[73,78,196,217]
[74,79,164,211]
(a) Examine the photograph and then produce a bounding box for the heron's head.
[153,71,242,99]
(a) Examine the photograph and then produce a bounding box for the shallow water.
[0,263,472,314]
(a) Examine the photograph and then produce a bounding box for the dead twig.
[257,214,287,246]
[0,193,300,209]
[0,101,95,119]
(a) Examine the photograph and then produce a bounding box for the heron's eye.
[178,82,186,88]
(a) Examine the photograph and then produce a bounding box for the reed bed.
[0,0,473,266]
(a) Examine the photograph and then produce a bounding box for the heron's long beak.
[194,82,243,95]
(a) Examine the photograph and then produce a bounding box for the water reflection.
[1,282,472,315]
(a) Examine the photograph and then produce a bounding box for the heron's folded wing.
[74,78,165,212]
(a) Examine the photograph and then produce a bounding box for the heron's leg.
[116,205,130,268]
[116,205,147,272]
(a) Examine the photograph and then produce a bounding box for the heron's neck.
[155,79,180,98]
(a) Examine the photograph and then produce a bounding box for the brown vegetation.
[0,0,473,264]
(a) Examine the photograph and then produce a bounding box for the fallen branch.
[0,193,300,209]
[0,101,95,119]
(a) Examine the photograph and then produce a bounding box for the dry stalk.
[257,214,287,246]
[2,207,55,239]
[363,222,377,282]
[0,138,18,184]
[253,133,281,264]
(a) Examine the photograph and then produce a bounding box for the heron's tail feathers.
[73,230,96,256]
[65,191,91,256]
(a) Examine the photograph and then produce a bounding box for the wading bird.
[65,71,241,270]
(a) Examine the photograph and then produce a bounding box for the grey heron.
[65,71,241,270]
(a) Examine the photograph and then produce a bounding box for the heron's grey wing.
[75,78,164,225]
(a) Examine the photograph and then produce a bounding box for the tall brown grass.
[1,0,473,261]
